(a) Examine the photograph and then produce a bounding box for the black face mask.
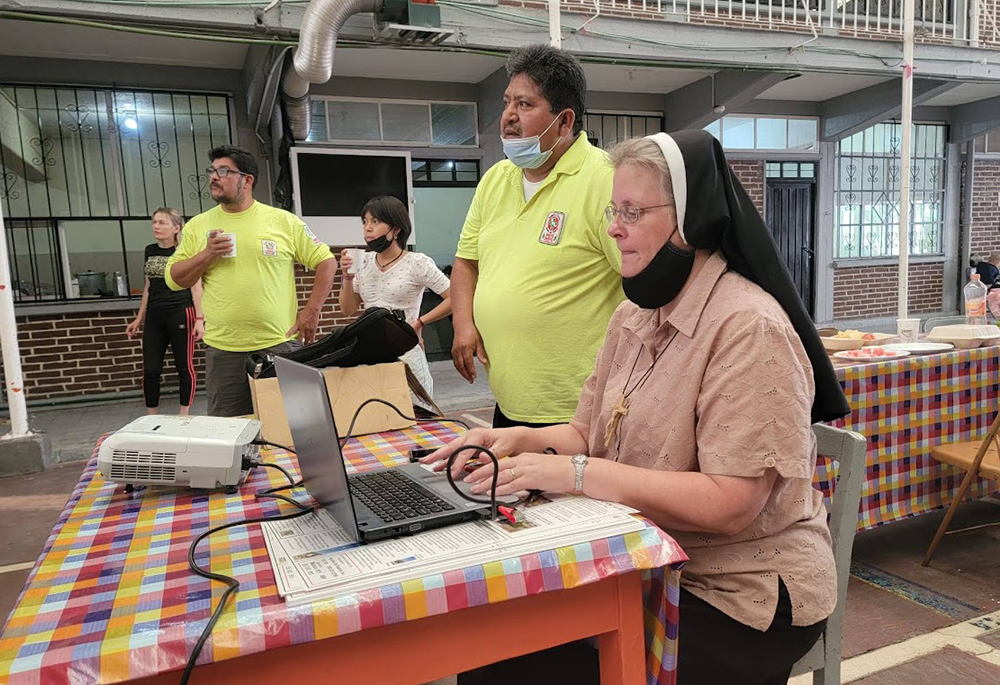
[622,227,696,309]
[365,232,395,253]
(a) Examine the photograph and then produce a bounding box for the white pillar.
[548,0,562,48]
[0,195,30,438]
[897,0,915,320]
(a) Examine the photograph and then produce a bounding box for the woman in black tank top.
[125,208,204,414]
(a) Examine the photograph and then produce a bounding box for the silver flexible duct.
[280,0,384,140]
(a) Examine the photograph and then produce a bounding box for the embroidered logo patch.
[539,211,565,246]
[303,224,321,245]
[261,239,278,257]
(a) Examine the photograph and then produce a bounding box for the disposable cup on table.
[896,318,920,343]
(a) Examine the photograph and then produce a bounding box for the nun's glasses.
[604,202,674,225]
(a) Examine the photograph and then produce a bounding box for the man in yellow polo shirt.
[167,145,337,416]
[452,45,623,427]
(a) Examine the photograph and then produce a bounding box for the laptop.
[274,356,494,543]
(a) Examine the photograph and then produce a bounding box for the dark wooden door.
[765,180,816,315]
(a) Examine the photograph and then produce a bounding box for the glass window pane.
[782,163,799,177]
[800,162,815,178]
[381,103,430,143]
[788,119,818,151]
[765,162,782,178]
[4,221,62,301]
[704,119,721,141]
[123,219,153,294]
[327,100,380,141]
[431,103,476,146]
[430,160,454,182]
[722,117,754,149]
[306,100,328,142]
[756,118,787,149]
[62,220,126,298]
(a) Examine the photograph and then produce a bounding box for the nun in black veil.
[430,130,849,685]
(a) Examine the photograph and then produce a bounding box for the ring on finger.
[509,467,517,480]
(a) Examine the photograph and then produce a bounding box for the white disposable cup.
[219,232,236,258]
[346,248,364,275]
[897,318,920,343]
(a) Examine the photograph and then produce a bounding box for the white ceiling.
[922,82,1000,106]
[584,64,711,93]
[0,19,248,69]
[332,48,505,82]
[760,72,893,101]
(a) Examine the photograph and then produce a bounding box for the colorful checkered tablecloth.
[0,422,687,685]
[814,346,1000,530]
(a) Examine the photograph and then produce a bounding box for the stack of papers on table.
[261,494,644,606]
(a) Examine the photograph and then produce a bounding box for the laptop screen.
[274,357,360,542]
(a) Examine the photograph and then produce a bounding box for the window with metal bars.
[410,159,480,187]
[0,84,233,305]
[583,112,664,150]
[835,122,946,259]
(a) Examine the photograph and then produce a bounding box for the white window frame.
[706,114,820,152]
[310,96,480,148]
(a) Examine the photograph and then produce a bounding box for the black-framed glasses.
[205,166,248,179]
[604,202,673,225]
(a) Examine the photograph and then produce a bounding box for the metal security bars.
[578,0,999,47]
[583,112,665,150]
[835,122,947,259]
[0,85,232,305]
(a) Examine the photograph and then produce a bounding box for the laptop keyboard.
[350,468,456,523]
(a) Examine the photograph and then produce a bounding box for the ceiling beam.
[949,94,1000,143]
[820,78,960,141]
[662,70,792,132]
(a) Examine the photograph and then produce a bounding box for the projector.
[98,415,262,490]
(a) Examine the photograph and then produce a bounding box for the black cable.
[253,461,297,487]
[341,397,471,445]
[181,505,315,685]
[255,491,312,510]
[444,444,500,521]
[252,439,295,454]
[259,481,302,495]
[342,399,500,518]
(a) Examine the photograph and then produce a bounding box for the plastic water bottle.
[964,272,988,325]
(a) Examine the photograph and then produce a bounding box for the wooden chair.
[790,424,867,685]
[921,409,1000,566]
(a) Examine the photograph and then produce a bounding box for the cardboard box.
[248,361,416,447]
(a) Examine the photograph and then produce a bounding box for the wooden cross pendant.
[603,394,629,447]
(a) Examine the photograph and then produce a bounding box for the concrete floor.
[3,362,1000,682]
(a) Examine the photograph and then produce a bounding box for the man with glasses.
[166,145,337,416]
[451,44,623,428]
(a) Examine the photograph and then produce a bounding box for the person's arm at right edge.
[166,229,232,290]
[451,183,488,383]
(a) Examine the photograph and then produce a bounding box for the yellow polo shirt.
[165,201,334,352]
[457,133,623,423]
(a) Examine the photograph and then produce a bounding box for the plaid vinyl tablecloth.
[814,346,1000,530]
[0,421,687,685]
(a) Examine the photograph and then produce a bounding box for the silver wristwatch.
[571,454,589,494]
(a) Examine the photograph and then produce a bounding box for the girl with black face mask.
[338,195,453,410]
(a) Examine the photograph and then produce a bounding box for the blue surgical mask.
[501,116,561,169]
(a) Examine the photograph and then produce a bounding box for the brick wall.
[1,258,355,405]
[730,161,765,215]
[970,158,1000,259]
[832,262,944,319]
